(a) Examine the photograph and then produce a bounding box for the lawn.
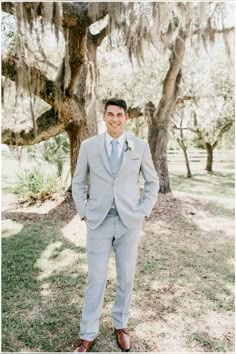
[1,157,235,352]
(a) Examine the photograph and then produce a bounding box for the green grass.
[136,234,234,312]
[189,331,226,352]
[2,220,87,352]
[170,171,234,197]
[2,161,235,352]
[169,170,235,218]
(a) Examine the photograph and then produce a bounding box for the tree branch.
[162,28,187,102]
[193,26,235,36]
[2,56,56,106]
[23,39,58,71]
[2,108,64,145]
[2,2,109,28]
[89,27,108,48]
[35,30,58,70]
[127,106,143,119]
[62,2,109,27]
[212,121,233,149]
[172,124,189,131]
[1,2,14,15]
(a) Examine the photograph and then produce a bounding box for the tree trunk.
[145,100,170,193]
[146,29,187,193]
[183,148,192,178]
[205,142,213,172]
[153,123,171,193]
[66,124,84,177]
[65,29,107,178]
[177,138,192,178]
[176,119,192,178]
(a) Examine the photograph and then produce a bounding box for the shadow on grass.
[2,218,89,352]
[170,172,235,200]
[2,195,90,352]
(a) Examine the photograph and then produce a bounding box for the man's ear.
[125,114,129,121]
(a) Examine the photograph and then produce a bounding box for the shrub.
[11,167,65,202]
[28,134,70,177]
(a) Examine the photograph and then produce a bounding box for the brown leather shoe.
[115,328,131,352]
[74,339,94,352]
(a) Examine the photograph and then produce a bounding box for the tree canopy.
[1,2,234,190]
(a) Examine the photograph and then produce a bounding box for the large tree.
[1,2,234,191]
[2,2,113,175]
[172,52,234,174]
[97,2,234,192]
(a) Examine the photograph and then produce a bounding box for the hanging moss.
[2,2,233,144]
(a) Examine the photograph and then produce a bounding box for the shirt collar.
[105,131,125,145]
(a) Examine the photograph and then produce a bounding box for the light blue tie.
[110,139,118,171]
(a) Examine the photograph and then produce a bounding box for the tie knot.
[111,139,118,147]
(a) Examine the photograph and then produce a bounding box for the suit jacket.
[72,131,159,230]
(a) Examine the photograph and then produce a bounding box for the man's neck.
[106,131,125,139]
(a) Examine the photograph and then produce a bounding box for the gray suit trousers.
[79,214,142,340]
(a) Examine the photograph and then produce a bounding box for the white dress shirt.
[105,131,125,160]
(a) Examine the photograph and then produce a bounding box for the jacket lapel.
[98,132,113,176]
[116,133,133,177]
[98,131,134,178]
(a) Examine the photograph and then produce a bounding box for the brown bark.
[63,26,111,176]
[183,148,192,178]
[205,142,213,172]
[176,118,192,178]
[146,28,187,193]
[1,2,107,28]
[2,4,108,177]
[189,113,233,173]
[177,138,192,178]
[2,108,64,145]
[66,123,86,177]
[174,114,192,178]
[2,57,56,106]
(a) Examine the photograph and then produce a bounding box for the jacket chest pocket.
[129,159,141,171]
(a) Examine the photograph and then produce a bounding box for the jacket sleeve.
[140,143,159,217]
[72,141,89,219]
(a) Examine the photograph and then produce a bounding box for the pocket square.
[132,154,140,160]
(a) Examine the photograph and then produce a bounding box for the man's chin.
[108,128,122,136]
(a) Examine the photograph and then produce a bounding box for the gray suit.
[72,131,159,340]
[72,131,159,229]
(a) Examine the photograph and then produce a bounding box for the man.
[72,98,159,352]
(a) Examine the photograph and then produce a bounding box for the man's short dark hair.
[104,98,128,113]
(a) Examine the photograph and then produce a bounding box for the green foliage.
[190,332,225,352]
[191,136,205,149]
[28,134,69,177]
[11,167,65,202]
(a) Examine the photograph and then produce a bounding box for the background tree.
[97,3,234,192]
[172,108,193,178]
[170,35,234,174]
[2,2,234,191]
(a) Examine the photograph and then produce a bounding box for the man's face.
[103,105,128,138]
